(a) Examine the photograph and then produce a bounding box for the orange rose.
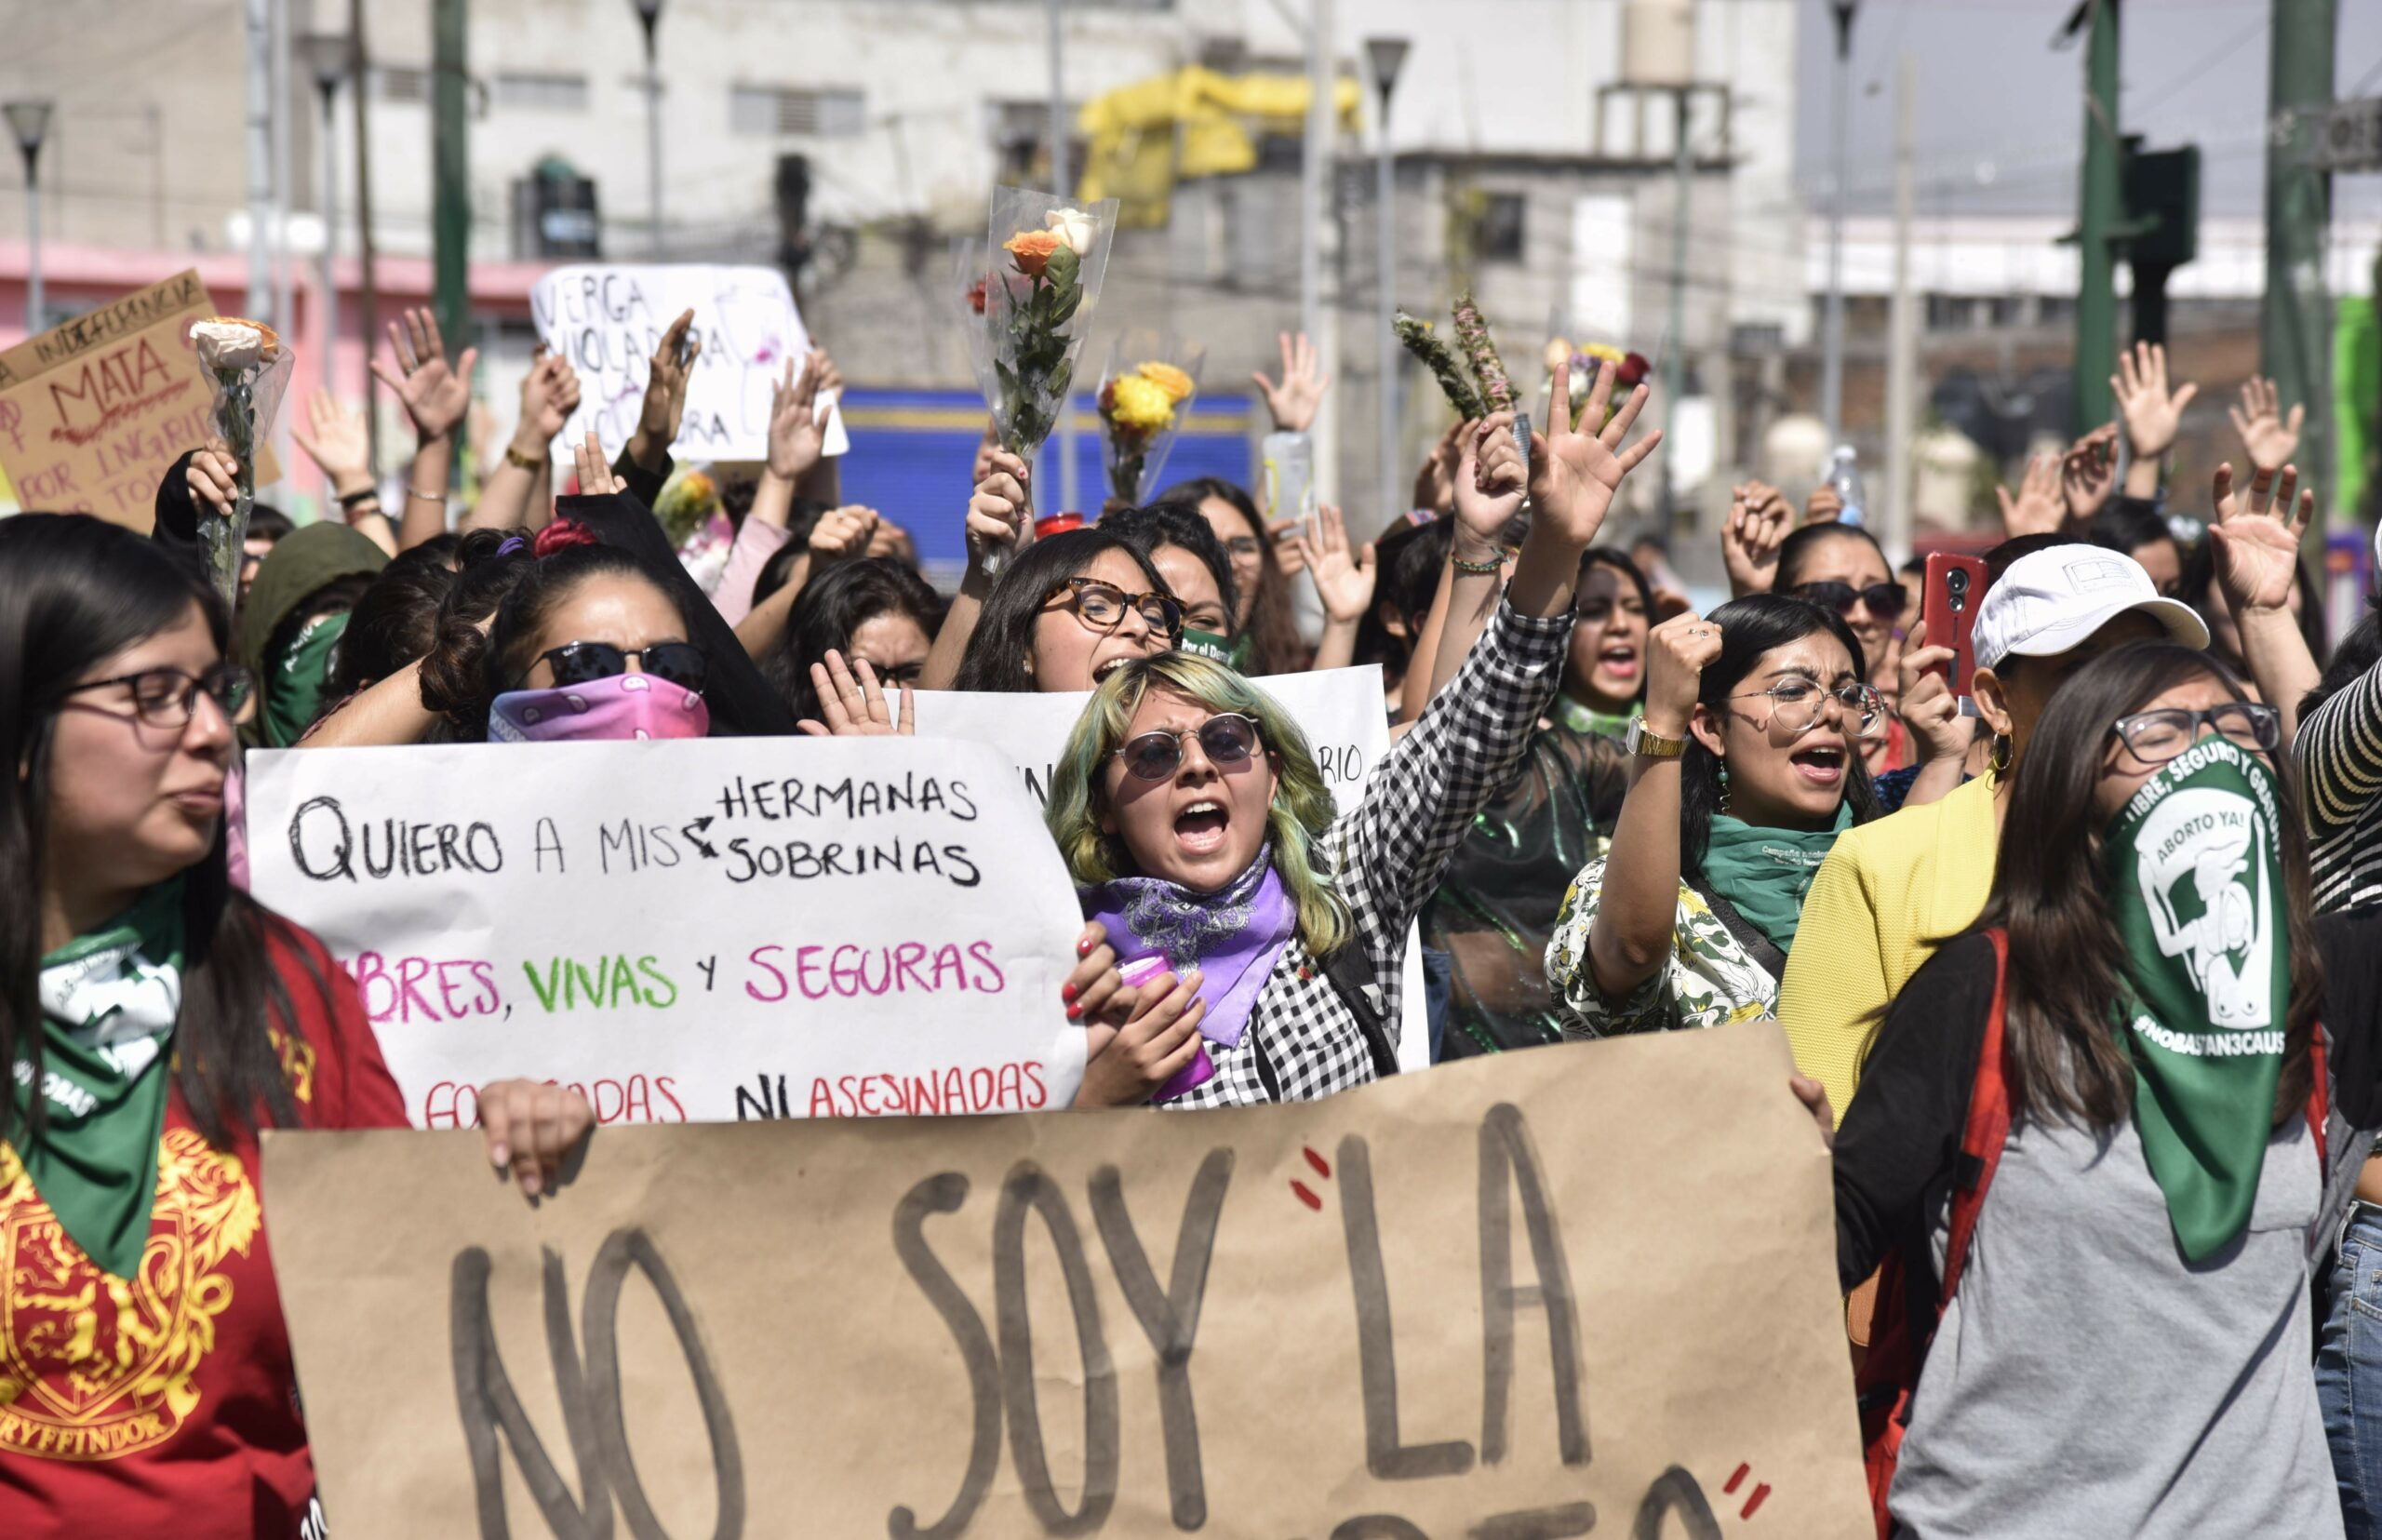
[1004,229,1064,279]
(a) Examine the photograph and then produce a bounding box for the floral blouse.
[1543,857,1779,1036]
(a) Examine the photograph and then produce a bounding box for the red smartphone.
[1923,553,1989,705]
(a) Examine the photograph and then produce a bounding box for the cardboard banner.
[244,738,1086,1127]
[912,665,1433,1071]
[264,1020,1869,1538]
[0,269,279,526]
[529,263,850,463]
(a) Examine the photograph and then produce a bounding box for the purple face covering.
[488,673,710,743]
[1082,844,1297,1064]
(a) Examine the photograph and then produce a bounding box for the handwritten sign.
[912,665,1432,1070]
[264,1020,1870,1538]
[529,263,849,463]
[0,270,279,527]
[244,737,1085,1128]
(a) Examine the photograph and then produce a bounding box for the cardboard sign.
[529,263,850,463]
[264,1020,1870,1538]
[0,269,279,527]
[244,738,1086,1127]
[910,665,1433,1070]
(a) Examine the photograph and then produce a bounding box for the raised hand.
[1995,450,2064,537]
[2111,341,2198,463]
[517,348,579,445]
[808,503,881,566]
[767,353,830,482]
[1894,643,1974,767]
[1644,609,1724,737]
[2060,423,2119,525]
[797,651,915,738]
[289,388,374,496]
[186,439,240,517]
[2209,462,2313,616]
[1412,417,1469,516]
[1722,479,1793,597]
[1251,330,1331,435]
[1294,504,1378,625]
[1525,356,1662,551]
[1267,515,1307,577]
[370,306,478,443]
[1452,413,1526,543]
[626,308,701,470]
[569,431,625,496]
[2228,376,2304,476]
[966,450,1033,569]
[1802,481,1844,526]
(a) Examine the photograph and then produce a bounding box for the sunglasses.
[1112,713,1262,782]
[1792,580,1907,623]
[526,640,708,692]
[1045,577,1184,638]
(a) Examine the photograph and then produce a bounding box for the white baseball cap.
[1970,544,2209,670]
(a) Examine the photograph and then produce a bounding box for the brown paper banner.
[264,1020,1867,1538]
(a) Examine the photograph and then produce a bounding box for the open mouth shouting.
[1173,797,1230,856]
[1788,742,1847,788]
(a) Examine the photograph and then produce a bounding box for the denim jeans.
[2319,1205,2382,1538]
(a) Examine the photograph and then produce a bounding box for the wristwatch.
[1626,718,1687,759]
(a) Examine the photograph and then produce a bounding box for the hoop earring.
[1989,733,2014,775]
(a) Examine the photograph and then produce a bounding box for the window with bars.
[730,86,865,139]
[495,72,590,114]
[374,65,429,104]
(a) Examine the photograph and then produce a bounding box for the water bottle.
[1826,445,1867,528]
[1262,432,1316,528]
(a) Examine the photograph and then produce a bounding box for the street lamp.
[632,0,664,257]
[1364,35,1409,529]
[299,33,348,390]
[1820,0,1857,447]
[6,100,53,335]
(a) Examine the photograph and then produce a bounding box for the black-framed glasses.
[1730,678,1888,738]
[1113,713,1262,782]
[1792,580,1908,623]
[523,640,708,692]
[1221,535,1263,560]
[1044,577,1184,638]
[2110,703,2281,764]
[61,663,254,728]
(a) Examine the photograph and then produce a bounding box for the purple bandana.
[1081,843,1296,1053]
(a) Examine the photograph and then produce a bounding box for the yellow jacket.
[1777,771,2000,1117]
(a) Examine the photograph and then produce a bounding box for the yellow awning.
[1076,66,1364,228]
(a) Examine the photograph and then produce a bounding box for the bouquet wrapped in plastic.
[1095,335,1203,506]
[968,187,1119,570]
[189,316,294,609]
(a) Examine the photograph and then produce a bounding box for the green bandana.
[2105,738,2292,1261]
[1699,804,1853,956]
[1553,696,1637,743]
[1180,628,1248,672]
[263,609,349,747]
[14,878,185,1279]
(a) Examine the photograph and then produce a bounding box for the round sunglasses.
[522,640,708,692]
[1791,580,1907,623]
[1112,713,1262,782]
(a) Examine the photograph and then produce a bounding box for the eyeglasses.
[1730,677,1888,738]
[1112,713,1262,782]
[1221,535,1263,559]
[61,663,255,728]
[854,656,927,688]
[1792,580,1908,623]
[2110,703,2281,764]
[1045,577,1184,638]
[525,640,708,692]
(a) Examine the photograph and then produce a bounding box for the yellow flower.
[1135,362,1196,402]
[1105,373,1175,434]
[1580,341,1625,364]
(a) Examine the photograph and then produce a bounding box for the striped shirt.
[2295,661,2382,912]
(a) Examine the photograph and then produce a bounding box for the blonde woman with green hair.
[1048,363,1663,1106]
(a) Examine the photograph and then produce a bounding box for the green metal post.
[2264,0,2337,522]
[431,0,469,396]
[2072,0,2120,434]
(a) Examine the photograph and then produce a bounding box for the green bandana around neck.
[1699,802,1853,956]
[1180,628,1248,672]
[14,878,186,1279]
[1554,695,1637,743]
[2105,737,2293,1262]
[263,608,349,747]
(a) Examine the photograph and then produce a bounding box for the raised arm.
[464,349,578,533]
[2209,461,2321,741]
[919,453,1033,691]
[1295,504,1375,673]
[2112,341,2195,502]
[288,387,396,556]
[1401,413,1523,722]
[370,306,477,550]
[716,354,827,626]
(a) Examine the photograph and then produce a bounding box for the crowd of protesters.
[5,289,2382,1540]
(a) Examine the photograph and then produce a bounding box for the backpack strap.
[1319,944,1400,1080]
[1682,869,1789,983]
[1936,928,2014,1309]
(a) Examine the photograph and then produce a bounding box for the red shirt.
[0,917,406,1539]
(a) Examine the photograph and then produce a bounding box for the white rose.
[191,320,268,373]
[1045,208,1098,257]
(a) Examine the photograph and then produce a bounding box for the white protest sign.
[909,664,1434,1070]
[245,737,1084,1128]
[529,263,849,463]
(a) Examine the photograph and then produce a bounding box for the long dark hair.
[0,516,304,1151]
[1151,476,1302,672]
[762,557,945,722]
[952,529,1174,693]
[1098,503,1240,633]
[328,532,464,699]
[1567,547,1653,708]
[1680,595,1881,872]
[1976,643,2318,1130]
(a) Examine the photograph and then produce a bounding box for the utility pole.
[349,0,381,473]
[430,0,468,395]
[2265,0,2337,521]
[1662,87,1692,507]
[1366,36,1409,528]
[1820,1,1856,447]
[1883,53,1918,556]
[270,0,293,335]
[244,0,273,319]
[1048,0,1077,516]
[2071,0,2121,434]
[1301,0,1340,511]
